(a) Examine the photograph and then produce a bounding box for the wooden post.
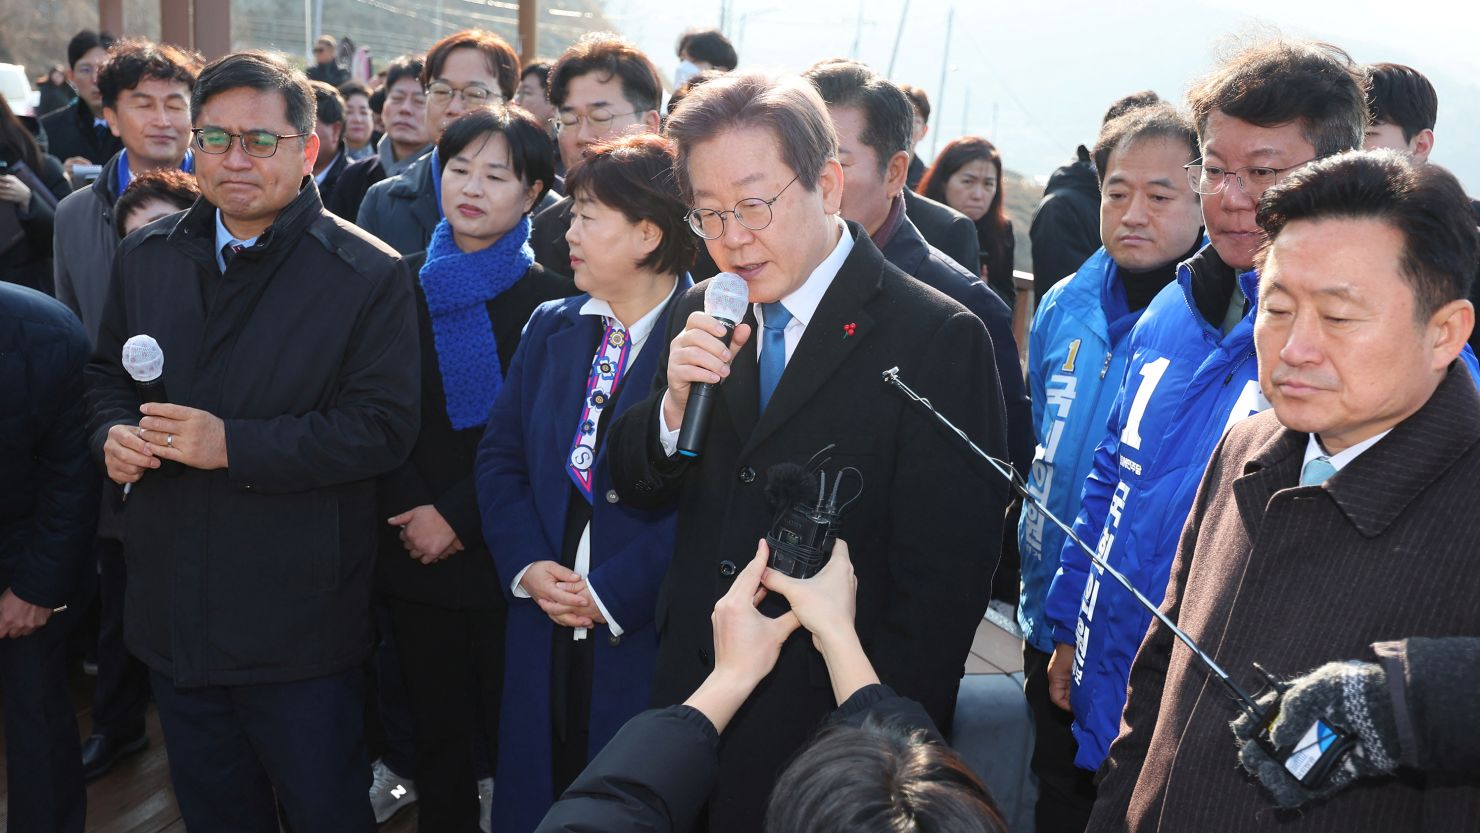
[518,0,537,63]
[99,0,125,35]
[193,0,232,60]
[159,0,192,48]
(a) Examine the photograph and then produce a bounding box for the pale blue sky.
[599,0,1480,193]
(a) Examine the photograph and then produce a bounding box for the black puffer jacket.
[0,282,97,607]
[1029,150,1100,301]
[85,184,420,687]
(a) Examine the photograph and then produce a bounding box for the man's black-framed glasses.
[1184,158,1313,196]
[686,174,799,240]
[192,127,309,158]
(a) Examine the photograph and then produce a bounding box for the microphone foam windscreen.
[704,272,750,325]
[122,334,164,383]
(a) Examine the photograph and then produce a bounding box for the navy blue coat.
[476,279,688,833]
[0,283,95,606]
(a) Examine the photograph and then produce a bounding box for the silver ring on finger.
[166,434,174,447]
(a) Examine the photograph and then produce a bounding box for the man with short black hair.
[529,33,663,276]
[309,80,351,213]
[85,50,418,832]
[41,29,122,179]
[329,54,431,221]
[1092,149,1480,830]
[1029,90,1163,301]
[357,29,521,253]
[898,83,930,190]
[1360,61,1480,349]
[803,59,1032,480]
[51,37,200,782]
[675,27,738,84]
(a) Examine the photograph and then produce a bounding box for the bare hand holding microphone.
[104,335,229,492]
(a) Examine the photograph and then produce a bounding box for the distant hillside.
[1002,168,1040,274]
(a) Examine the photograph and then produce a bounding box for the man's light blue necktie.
[758,302,793,413]
[1300,455,1337,487]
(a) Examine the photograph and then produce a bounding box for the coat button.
[718,560,738,577]
[737,466,756,484]
[605,489,619,504]
[608,633,621,647]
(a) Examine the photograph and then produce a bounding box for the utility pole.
[930,7,953,159]
[304,0,313,60]
[851,2,864,59]
[886,0,911,78]
[519,0,538,63]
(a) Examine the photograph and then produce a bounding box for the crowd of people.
[1,16,1479,833]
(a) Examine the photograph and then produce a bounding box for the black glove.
[1230,660,1400,809]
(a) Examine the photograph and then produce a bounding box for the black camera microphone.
[677,272,749,458]
[755,450,862,617]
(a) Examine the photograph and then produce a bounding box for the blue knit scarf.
[419,215,534,430]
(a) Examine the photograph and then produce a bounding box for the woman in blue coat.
[475,133,694,833]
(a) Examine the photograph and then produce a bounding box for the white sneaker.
[477,777,495,833]
[368,758,418,824]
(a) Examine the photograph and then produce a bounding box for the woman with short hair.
[476,132,694,833]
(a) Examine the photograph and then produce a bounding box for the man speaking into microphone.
[84,52,418,833]
[606,71,1008,833]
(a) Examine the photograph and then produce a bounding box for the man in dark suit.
[40,30,123,182]
[1088,152,1480,831]
[529,34,664,277]
[803,58,1033,478]
[902,186,981,276]
[607,71,1008,833]
[0,282,97,833]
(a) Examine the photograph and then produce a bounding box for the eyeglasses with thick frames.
[425,82,502,106]
[686,175,800,240]
[1184,158,1313,196]
[554,107,639,134]
[192,127,309,158]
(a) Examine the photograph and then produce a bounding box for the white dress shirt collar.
[1302,430,1391,474]
[576,274,680,361]
[754,217,852,331]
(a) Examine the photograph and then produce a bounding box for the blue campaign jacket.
[1017,247,1156,654]
[475,280,687,833]
[1042,245,1480,771]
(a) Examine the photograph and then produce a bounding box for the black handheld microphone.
[121,334,181,482]
[677,272,750,458]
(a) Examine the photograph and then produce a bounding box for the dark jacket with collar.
[0,283,97,607]
[376,250,576,609]
[1089,363,1480,832]
[328,139,431,223]
[53,150,126,342]
[533,684,945,833]
[879,210,1033,478]
[1029,153,1100,301]
[607,224,1008,833]
[0,148,70,295]
[903,187,981,278]
[85,184,420,687]
[39,99,122,165]
[357,149,439,255]
[314,143,351,218]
